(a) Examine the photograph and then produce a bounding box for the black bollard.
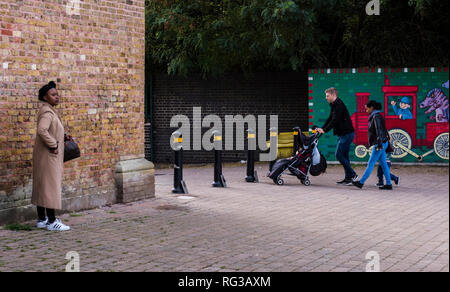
[171,131,188,194]
[245,129,258,183]
[212,130,226,187]
[293,126,301,156]
[268,127,278,173]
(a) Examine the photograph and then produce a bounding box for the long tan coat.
[31,102,64,210]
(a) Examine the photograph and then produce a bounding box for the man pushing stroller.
[316,87,359,185]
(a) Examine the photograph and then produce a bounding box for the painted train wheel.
[389,129,412,159]
[434,132,449,160]
[355,145,368,159]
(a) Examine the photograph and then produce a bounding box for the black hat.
[38,81,56,101]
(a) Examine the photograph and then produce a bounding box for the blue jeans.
[377,162,398,184]
[335,132,356,180]
[360,142,392,185]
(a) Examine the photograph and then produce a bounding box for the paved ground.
[0,164,448,272]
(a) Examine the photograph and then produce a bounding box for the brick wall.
[150,72,309,164]
[0,0,145,223]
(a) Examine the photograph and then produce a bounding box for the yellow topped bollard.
[268,127,278,173]
[212,130,226,188]
[171,131,188,194]
[245,128,259,183]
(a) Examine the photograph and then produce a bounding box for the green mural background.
[309,67,449,163]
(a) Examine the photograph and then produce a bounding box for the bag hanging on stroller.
[310,153,327,176]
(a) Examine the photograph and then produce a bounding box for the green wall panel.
[309,68,449,163]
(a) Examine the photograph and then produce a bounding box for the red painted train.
[351,76,449,161]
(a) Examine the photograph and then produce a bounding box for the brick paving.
[0,164,448,272]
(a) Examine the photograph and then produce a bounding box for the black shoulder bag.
[64,134,81,162]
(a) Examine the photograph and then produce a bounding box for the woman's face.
[44,88,60,106]
[365,105,374,114]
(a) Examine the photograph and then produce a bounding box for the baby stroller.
[268,128,327,186]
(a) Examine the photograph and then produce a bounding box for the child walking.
[376,151,399,187]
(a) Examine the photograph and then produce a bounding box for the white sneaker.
[37,217,48,229]
[47,219,70,231]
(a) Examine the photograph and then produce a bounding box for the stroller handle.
[310,125,322,139]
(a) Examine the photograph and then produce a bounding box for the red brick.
[1,29,12,36]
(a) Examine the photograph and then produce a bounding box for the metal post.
[268,127,278,173]
[293,126,301,156]
[171,131,188,194]
[245,129,258,182]
[212,130,226,187]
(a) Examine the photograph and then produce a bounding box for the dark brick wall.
[148,72,309,164]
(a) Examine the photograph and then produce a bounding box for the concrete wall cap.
[115,158,154,173]
[120,154,145,161]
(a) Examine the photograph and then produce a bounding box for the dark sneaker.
[393,177,399,185]
[345,174,358,185]
[376,182,384,187]
[352,181,364,189]
[379,185,393,190]
[337,178,351,184]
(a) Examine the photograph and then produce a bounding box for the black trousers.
[37,206,56,223]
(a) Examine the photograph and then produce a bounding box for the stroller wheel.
[275,177,284,186]
[302,179,311,186]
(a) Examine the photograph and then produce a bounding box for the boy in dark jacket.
[376,151,399,186]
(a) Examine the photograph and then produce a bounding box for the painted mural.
[308,68,449,163]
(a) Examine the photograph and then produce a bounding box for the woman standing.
[352,100,393,190]
[31,81,70,231]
